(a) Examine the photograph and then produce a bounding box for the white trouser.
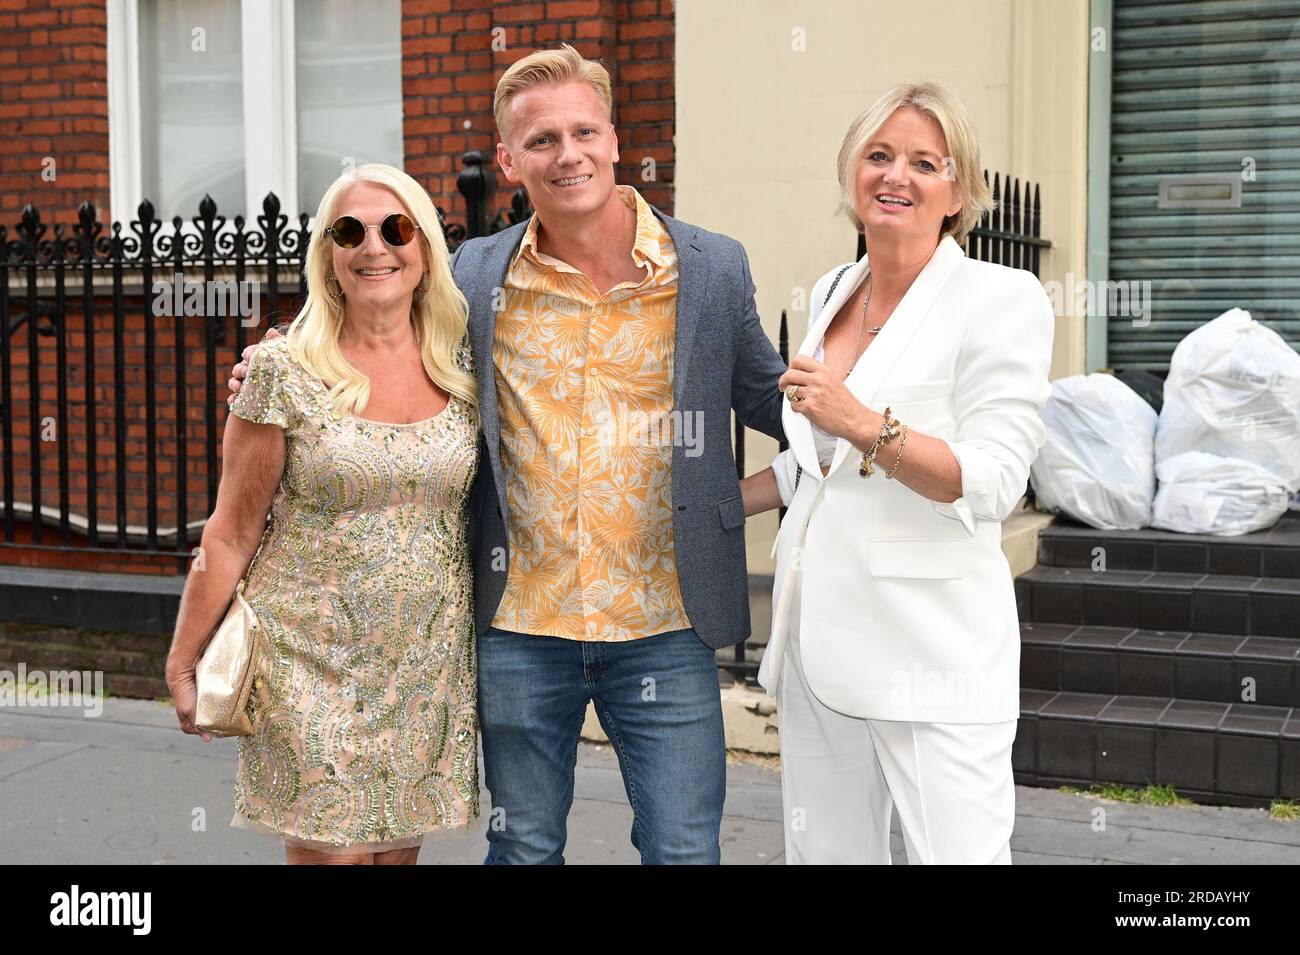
[777,588,1017,865]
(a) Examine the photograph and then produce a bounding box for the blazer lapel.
[785,255,872,482]
[824,235,966,478]
[467,229,526,520]
[659,212,709,408]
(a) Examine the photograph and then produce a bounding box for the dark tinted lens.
[328,215,365,248]
[381,213,417,246]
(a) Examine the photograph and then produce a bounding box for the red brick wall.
[0,620,171,696]
[1,524,185,574]
[0,0,109,224]
[402,0,676,221]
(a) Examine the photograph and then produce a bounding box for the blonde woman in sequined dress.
[166,164,480,865]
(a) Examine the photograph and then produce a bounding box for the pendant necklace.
[847,276,882,378]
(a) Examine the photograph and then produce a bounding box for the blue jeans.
[477,625,725,864]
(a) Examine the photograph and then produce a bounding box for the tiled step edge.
[1020,623,1300,707]
[1015,688,1300,807]
[1037,520,1300,579]
[1015,566,1300,638]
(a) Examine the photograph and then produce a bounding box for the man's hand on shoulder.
[227,325,283,405]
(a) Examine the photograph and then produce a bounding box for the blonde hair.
[493,43,614,141]
[836,81,993,244]
[285,163,475,417]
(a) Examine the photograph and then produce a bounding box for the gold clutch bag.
[195,581,262,738]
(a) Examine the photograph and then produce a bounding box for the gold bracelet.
[859,414,900,477]
[859,407,901,477]
[884,424,910,479]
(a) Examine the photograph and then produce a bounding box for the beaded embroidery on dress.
[226,335,479,852]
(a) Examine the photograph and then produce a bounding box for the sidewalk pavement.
[2,697,1298,864]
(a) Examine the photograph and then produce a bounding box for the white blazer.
[757,236,1054,723]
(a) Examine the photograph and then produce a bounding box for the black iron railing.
[0,152,528,565]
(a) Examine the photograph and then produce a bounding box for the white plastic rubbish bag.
[1156,308,1300,489]
[1151,451,1291,536]
[1030,373,1158,529]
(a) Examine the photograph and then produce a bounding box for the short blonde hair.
[493,43,614,141]
[837,81,993,244]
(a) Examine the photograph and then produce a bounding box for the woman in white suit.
[741,81,1054,864]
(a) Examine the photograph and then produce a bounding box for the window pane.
[138,0,246,216]
[295,0,403,216]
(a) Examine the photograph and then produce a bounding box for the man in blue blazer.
[454,45,785,865]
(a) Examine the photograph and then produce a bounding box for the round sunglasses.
[325,213,420,249]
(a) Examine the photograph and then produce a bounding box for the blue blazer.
[450,207,786,649]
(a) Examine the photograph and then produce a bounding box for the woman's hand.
[780,355,964,502]
[227,326,283,405]
[165,665,213,743]
[779,355,877,441]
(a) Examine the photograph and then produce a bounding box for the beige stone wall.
[675,0,1090,574]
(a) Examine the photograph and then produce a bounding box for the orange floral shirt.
[490,186,691,641]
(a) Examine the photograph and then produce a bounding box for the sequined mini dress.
[226,336,479,853]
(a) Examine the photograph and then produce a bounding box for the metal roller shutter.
[1109,0,1300,369]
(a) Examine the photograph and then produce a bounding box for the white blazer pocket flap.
[876,378,953,404]
[868,538,968,579]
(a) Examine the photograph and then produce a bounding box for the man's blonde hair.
[837,80,994,244]
[493,43,614,141]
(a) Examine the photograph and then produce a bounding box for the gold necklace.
[845,276,881,378]
[864,277,884,337]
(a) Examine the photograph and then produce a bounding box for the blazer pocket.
[718,494,746,530]
[869,538,968,579]
[876,378,953,404]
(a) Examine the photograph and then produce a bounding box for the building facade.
[1,0,1296,581]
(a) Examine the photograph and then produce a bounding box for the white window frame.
[107,0,300,227]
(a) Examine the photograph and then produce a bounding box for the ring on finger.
[788,384,802,403]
